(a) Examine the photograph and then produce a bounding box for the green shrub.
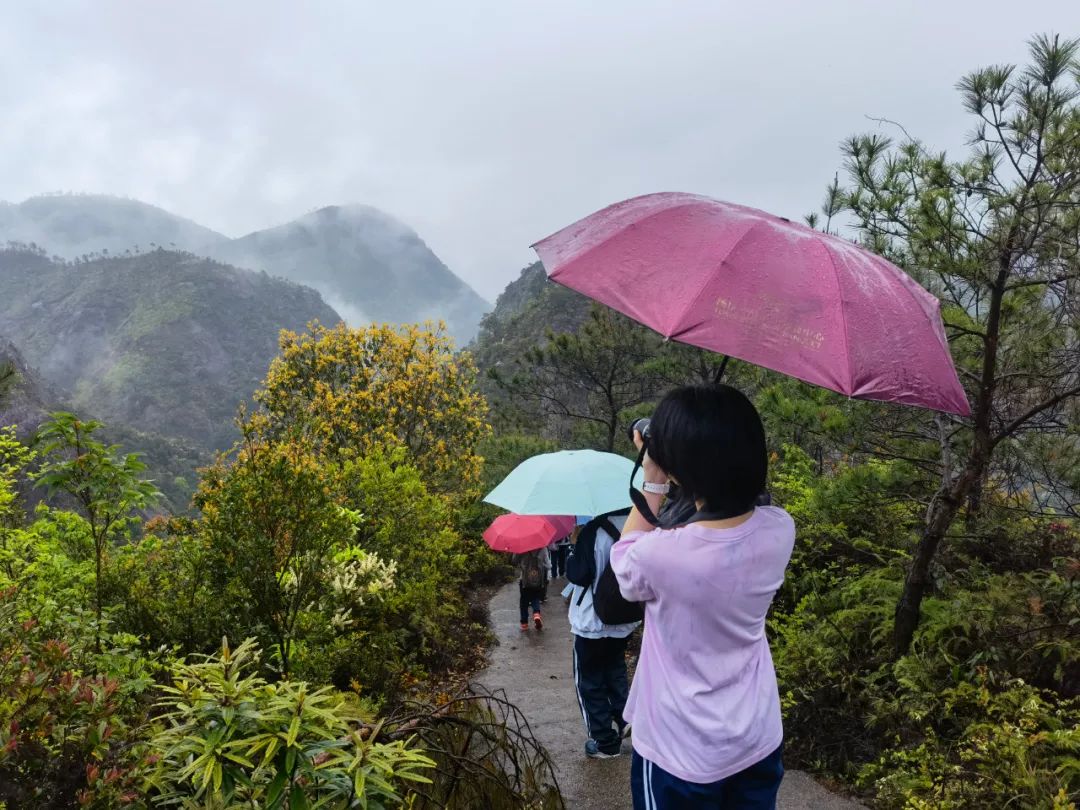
[767,441,1080,808]
[105,438,490,704]
[0,505,95,614]
[859,677,1080,809]
[0,587,158,808]
[105,519,225,654]
[147,638,434,809]
[772,566,904,772]
[330,450,477,694]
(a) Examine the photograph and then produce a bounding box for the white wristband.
[642,481,670,495]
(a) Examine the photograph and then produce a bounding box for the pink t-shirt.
[610,506,795,783]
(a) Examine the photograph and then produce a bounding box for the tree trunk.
[94,537,103,653]
[893,260,1009,656]
[605,418,616,452]
[964,465,990,531]
[893,483,960,655]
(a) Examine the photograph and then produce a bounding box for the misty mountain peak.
[1,193,228,257]
[0,194,489,344]
[214,204,489,342]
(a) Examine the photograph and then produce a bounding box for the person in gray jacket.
[565,508,640,759]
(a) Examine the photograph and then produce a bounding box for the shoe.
[585,739,621,759]
[533,611,543,631]
[520,622,529,631]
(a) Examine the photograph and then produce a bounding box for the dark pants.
[573,634,630,752]
[550,545,568,578]
[631,743,784,810]
[519,584,543,623]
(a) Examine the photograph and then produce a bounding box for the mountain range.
[0,244,339,451]
[0,193,489,343]
[0,193,495,510]
[0,337,206,513]
[469,261,591,379]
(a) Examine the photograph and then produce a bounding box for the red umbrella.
[483,514,575,554]
[533,192,970,416]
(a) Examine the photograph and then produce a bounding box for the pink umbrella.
[483,514,576,554]
[533,192,970,416]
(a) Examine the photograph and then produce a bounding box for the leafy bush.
[0,587,157,808]
[106,438,484,704]
[770,448,1080,807]
[860,677,1080,809]
[105,519,225,654]
[147,638,433,809]
[256,321,490,496]
[0,505,95,613]
[32,413,159,643]
[194,432,366,679]
[0,425,33,530]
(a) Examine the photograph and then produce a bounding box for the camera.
[628,417,651,444]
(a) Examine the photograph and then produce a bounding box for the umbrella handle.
[713,355,730,385]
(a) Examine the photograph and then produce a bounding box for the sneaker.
[519,622,529,631]
[585,739,621,759]
[533,611,543,631]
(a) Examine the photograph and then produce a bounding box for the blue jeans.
[519,584,543,623]
[631,743,784,809]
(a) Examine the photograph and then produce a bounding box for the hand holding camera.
[629,417,668,488]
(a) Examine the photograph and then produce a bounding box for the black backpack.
[593,552,644,625]
[567,509,644,626]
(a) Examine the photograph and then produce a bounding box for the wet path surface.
[478,578,865,809]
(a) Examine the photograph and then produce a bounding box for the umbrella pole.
[713,355,730,385]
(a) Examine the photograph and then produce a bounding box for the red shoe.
[520,622,529,631]
[533,612,543,631]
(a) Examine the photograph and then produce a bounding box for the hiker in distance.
[513,545,549,631]
[549,529,572,579]
[612,384,796,810]
[565,508,640,759]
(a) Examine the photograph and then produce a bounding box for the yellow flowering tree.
[256,321,490,495]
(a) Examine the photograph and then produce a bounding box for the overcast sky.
[3,2,1078,300]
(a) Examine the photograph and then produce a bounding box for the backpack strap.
[565,523,599,587]
[588,510,628,599]
[570,508,628,606]
[598,517,621,542]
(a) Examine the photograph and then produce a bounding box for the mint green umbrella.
[483,449,638,516]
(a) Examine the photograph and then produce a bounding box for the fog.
[3,1,1078,299]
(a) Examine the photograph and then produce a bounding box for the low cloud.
[3,1,1078,300]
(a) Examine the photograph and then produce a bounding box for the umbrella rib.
[667,218,762,342]
[818,240,854,396]
[540,201,705,336]
[881,260,967,411]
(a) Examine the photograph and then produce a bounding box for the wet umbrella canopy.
[482,513,576,554]
[484,450,638,516]
[533,192,970,416]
